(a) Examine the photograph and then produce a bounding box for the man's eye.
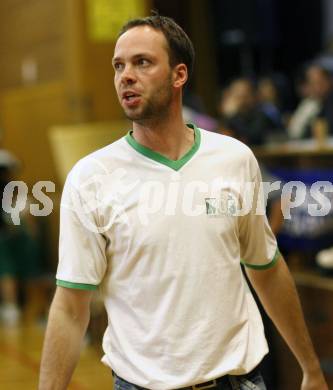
[138,59,150,66]
[114,63,123,71]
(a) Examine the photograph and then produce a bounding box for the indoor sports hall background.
[0,1,333,389]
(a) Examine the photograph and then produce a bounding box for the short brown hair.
[118,12,195,82]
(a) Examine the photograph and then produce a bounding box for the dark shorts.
[113,366,267,390]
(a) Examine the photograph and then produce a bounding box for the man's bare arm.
[39,286,94,390]
[246,256,328,390]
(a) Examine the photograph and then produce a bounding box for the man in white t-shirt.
[39,14,328,390]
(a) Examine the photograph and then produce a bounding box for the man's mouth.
[121,91,142,108]
[122,92,140,102]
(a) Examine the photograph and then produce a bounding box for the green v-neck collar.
[125,123,201,171]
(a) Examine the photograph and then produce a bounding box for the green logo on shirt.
[205,193,237,217]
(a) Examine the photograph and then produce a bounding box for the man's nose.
[121,65,136,84]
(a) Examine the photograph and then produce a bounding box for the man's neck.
[131,112,195,161]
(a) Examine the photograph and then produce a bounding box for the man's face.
[112,26,174,122]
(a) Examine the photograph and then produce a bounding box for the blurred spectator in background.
[219,78,283,145]
[257,76,284,130]
[288,64,333,139]
[288,66,321,139]
[0,150,45,326]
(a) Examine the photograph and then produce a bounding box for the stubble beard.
[123,75,173,125]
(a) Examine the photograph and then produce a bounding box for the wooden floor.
[0,322,113,390]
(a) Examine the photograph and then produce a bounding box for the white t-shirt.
[56,124,278,390]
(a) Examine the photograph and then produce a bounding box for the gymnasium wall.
[0,0,145,266]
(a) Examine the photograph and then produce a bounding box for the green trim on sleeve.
[241,248,281,270]
[56,279,98,291]
[125,123,201,171]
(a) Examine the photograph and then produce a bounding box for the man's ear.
[173,64,188,88]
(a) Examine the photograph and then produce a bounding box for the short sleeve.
[239,160,280,270]
[56,172,107,290]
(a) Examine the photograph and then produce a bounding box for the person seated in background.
[0,150,44,326]
[219,78,283,145]
[257,76,284,130]
[288,64,333,139]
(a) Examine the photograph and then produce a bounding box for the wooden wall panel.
[64,0,125,122]
[0,82,69,185]
[0,0,66,89]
